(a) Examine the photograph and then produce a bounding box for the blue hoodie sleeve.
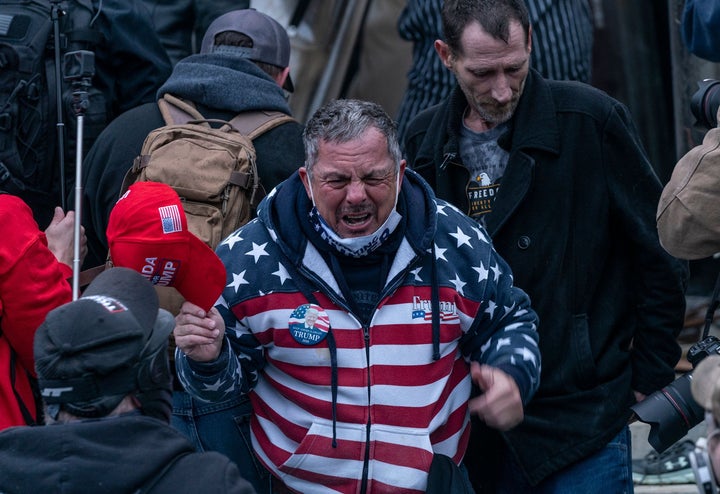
[462,244,542,405]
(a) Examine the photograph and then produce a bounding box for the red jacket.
[0,195,72,429]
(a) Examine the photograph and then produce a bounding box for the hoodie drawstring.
[430,244,441,361]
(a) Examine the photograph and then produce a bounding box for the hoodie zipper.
[360,323,371,494]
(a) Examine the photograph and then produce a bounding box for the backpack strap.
[160,94,296,137]
[226,111,296,206]
[228,111,296,139]
[157,94,206,126]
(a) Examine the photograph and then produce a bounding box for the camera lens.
[631,373,706,453]
[691,79,720,129]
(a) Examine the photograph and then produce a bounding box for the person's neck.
[463,106,496,133]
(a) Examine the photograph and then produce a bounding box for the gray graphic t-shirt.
[459,121,509,223]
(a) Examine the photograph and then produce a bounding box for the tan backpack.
[120,93,295,314]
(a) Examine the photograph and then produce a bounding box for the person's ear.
[435,40,454,70]
[527,25,533,54]
[276,66,291,89]
[299,167,313,199]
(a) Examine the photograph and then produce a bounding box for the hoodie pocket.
[278,419,434,491]
[571,313,598,389]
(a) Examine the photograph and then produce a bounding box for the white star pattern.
[485,300,497,318]
[410,267,423,282]
[202,378,225,392]
[222,231,243,250]
[495,337,511,350]
[473,263,489,282]
[450,226,473,249]
[227,271,248,292]
[472,226,489,243]
[490,263,501,281]
[450,274,467,296]
[436,203,449,216]
[434,244,448,262]
[272,263,292,285]
[516,347,538,366]
[245,242,269,263]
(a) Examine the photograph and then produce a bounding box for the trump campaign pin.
[289,304,330,345]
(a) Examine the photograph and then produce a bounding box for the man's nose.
[345,180,367,202]
[492,74,513,104]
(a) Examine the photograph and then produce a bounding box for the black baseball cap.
[34,267,175,417]
[200,9,294,92]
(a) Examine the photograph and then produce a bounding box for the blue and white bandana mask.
[308,174,402,258]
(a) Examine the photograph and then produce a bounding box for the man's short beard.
[476,104,516,125]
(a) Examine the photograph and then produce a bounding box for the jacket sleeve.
[463,240,542,406]
[657,109,720,260]
[175,293,265,403]
[0,196,72,375]
[604,102,688,394]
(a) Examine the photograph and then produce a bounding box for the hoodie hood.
[157,53,291,114]
[0,415,194,493]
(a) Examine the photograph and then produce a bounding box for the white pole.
[72,113,83,300]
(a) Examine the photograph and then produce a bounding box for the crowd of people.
[1,1,719,493]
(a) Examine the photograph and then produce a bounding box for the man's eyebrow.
[317,171,350,180]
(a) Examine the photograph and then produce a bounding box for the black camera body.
[689,335,720,367]
[691,79,720,129]
[631,336,720,454]
[62,49,95,83]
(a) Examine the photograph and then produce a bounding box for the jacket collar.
[506,69,561,156]
[415,69,561,161]
[412,70,563,237]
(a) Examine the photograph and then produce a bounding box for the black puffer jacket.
[404,69,689,485]
[0,415,255,493]
[81,54,304,268]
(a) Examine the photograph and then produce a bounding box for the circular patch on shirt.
[289,304,330,345]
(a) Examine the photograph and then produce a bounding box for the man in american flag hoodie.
[174,99,541,494]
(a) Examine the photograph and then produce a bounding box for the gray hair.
[303,99,403,176]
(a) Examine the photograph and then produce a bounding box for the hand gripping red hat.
[107,182,226,312]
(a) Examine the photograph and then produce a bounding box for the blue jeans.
[496,426,634,494]
[171,391,270,493]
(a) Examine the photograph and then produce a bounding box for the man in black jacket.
[0,267,255,494]
[403,0,689,492]
[81,8,304,269]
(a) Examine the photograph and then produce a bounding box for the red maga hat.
[107,182,226,312]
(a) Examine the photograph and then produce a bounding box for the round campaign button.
[289,304,330,346]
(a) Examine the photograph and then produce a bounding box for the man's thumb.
[471,362,495,392]
[49,206,65,226]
